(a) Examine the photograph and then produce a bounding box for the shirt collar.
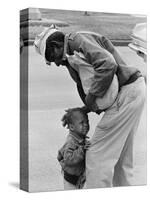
[62,34,70,61]
[69,131,88,144]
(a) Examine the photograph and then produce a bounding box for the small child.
[57,107,90,190]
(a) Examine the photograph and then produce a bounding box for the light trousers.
[86,77,146,188]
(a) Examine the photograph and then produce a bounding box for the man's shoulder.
[68,31,103,41]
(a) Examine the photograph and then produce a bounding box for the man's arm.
[66,62,87,105]
[76,82,86,105]
[71,34,117,110]
[75,34,118,98]
[101,36,127,67]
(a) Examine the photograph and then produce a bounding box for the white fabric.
[34,25,59,58]
[67,51,119,110]
[86,77,146,188]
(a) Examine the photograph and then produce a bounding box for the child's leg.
[63,179,77,190]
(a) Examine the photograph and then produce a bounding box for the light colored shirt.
[66,51,119,110]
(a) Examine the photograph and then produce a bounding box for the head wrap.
[34,24,59,62]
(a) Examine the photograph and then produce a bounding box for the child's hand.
[84,140,91,150]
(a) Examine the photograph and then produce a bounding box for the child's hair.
[61,107,87,129]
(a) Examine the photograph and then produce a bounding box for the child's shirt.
[57,132,86,180]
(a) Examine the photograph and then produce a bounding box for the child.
[57,107,90,190]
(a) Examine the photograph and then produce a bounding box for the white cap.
[34,24,59,59]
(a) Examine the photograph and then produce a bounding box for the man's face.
[71,111,90,137]
[52,46,64,66]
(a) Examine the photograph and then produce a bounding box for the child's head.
[61,108,89,137]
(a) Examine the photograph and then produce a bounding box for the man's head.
[45,31,65,66]
[62,108,90,137]
[34,25,65,66]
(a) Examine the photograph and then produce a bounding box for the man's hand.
[85,93,103,115]
[80,106,91,114]
[85,93,97,111]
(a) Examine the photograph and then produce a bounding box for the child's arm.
[57,150,63,162]
[64,143,85,166]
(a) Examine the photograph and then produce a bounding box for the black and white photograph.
[20,7,147,192]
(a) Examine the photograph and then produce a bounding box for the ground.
[21,45,147,192]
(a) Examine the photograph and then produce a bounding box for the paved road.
[22,46,147,192]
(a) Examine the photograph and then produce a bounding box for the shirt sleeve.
[101,36,128,67]
[66,62,86,104]
[76,83,86,104]
[72,34,118,97]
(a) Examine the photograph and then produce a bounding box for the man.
[34,25,146,188]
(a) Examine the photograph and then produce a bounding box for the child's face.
[71,111,89,137]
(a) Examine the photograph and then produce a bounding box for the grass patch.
[21,8,146,42]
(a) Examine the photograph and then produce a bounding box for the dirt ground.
[23,45,147,192]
